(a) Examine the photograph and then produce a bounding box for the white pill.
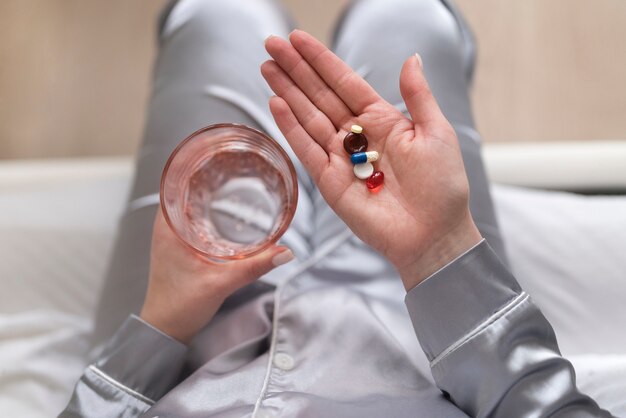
[351,124,363,134]
[353,162,374,179]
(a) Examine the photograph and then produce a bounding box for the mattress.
[0,155,625,417]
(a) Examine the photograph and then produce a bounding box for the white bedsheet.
[0,170,625,417]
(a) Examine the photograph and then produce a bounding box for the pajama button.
[273,353,295,370]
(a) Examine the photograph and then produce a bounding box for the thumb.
[224,246,295,292]
[399,53,444,126]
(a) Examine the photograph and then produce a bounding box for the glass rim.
[160,122,299,260]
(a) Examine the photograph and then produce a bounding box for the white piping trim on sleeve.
[430,292,530,368]
[88,365,156,406]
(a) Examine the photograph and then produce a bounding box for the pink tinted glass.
[160,124,298,260]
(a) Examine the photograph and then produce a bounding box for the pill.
[351,124,363,134]
[350,151,379,164]
[343,132,368,154]
[366,170,384,189]
[353,162,374,179]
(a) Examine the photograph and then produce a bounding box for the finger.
[261,60,340,153]
[152,204,179,245]
[288,30,381,115]
[265,35,354,129]
[269,95,329,182]
[226,246,295,290]
[399,54,445,126]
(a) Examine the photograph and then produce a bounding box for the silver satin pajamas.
[60,0,614,416]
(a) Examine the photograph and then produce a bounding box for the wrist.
[396,215,482,291]
[139,309,190,345]
[139,298,223,345]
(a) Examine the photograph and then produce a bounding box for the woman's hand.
[261,30,481,290]
[140,208,294,344]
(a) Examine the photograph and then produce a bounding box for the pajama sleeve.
[58,314,187,418]
[405,239,614,417]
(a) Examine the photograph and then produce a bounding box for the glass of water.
[160,123,298,260]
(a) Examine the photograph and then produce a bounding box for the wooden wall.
[1,0,624,159]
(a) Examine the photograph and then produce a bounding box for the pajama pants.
[91,0,507,349]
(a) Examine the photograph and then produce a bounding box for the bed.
[1,141,625,417]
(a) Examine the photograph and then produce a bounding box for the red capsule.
[366,170,384,190]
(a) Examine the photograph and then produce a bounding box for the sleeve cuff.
[93,314,188,401]
[405,239,522,362]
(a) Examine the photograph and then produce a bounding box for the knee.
[192,0,275,25]
[345,0,463,52]
[162,0,289,40]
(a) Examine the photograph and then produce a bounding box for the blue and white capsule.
[350,151,379,165]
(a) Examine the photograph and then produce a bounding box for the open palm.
[262,30,481,287]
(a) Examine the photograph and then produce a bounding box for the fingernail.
[414,53,423,69]
[265,34,276,42]
[272,248,295,267]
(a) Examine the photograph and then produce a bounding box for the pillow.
[0,176,129,315]
[0,175,129,416]
[492,184,626,356]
